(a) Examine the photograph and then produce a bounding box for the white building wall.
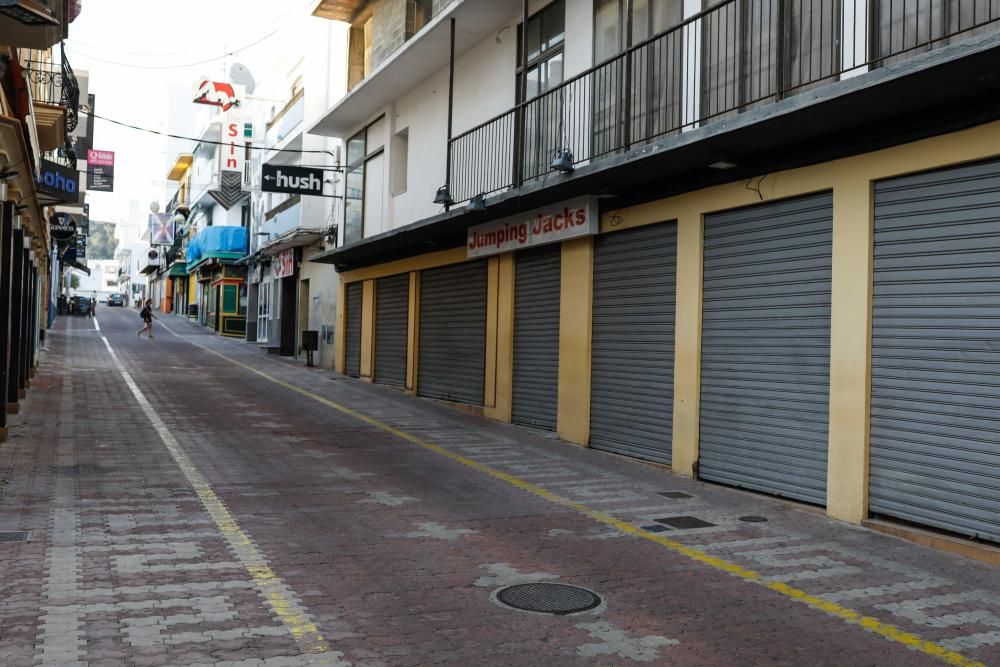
[346,0,597,238]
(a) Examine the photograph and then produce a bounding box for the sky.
[63,0,318,233]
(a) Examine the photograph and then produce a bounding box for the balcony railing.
[23,45,80,132]
[448,0,1000,204]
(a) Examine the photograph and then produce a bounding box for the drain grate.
[655,516,716,529]
[0,531,29,543]
[658,491,693,499]
[739,515,768,523]
[496,583,601,615]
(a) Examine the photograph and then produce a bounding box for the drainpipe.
[445,17,456,212]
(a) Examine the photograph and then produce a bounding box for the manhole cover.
[496,583,601,615]
[0,531,29,543]
[739,515,768,523]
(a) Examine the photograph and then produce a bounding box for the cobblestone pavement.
[0,308,997,667]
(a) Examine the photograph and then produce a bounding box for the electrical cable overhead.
[64,0,315,69]
[80,110,343,162]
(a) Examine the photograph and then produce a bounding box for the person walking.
[137,299,157,338]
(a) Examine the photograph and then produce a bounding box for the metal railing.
[22,44,80,132]
[448,0,1000,204]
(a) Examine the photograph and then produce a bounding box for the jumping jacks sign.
[466,196,598,258]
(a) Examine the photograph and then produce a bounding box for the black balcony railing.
[448,0,1000,204]
[23,43,79,132]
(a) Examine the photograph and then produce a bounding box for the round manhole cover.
[496,583,601,615]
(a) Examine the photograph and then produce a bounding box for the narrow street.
[0,308,995,666]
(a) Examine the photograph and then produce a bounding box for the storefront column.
[827,176,875,523]
[18,244,30,395]
[484,254,514,423]
[556,237,594,446]
[359,279,375,380]
[0,203,12,440]
[671,213,704,478]
[7,225,23,412]
[334,278,347,374]
[405,271,419,393]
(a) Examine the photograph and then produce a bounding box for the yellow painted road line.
[99,334,345,663]
[163,324,985,667]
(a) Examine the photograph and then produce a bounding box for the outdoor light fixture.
[467,193,487,212]
[551,148,575,174]
[433,185,453,206]
[709,160,738,170]
[0,0,58,26]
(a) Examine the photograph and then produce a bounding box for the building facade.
[1,0,83,440]
[308,0,1000,545]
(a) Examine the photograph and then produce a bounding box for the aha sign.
[466,196,597,258]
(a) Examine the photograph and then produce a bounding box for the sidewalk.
[0,309,997,666]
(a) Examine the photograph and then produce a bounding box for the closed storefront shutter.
[700,193,833,505]
[512,246,562,430]
[374,274,409,387]
[345,282,362,378]
[871,160,1000,543]
[418,261,487,406]
[590,223,677,464]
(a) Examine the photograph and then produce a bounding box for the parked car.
[108,293,125,307]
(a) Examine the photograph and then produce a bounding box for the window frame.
[343,115,388,245]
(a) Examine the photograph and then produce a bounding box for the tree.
[86,222,118,260]
[70,274,80,290]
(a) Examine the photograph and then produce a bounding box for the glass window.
[344,166,364,244]
[595,0,621,62]
[346,130,366,166]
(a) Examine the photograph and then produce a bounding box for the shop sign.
[273,249,295,279]
[50,212,77,242]
[193,80,240,112]
[37,159,80,200]
[87,149,115,192]
[466,196,597,259]
[262,164,324,196]
[149,212,175,246]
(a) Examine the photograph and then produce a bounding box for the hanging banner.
[273,249,295,279]
[149,213,175,246]
[87,149,115,192]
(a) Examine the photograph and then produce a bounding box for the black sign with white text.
[261,164,325,196]
[50,213,77,243]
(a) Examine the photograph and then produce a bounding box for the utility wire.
[81,110,343,162]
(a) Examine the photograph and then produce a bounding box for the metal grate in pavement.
[0,531,30,543]
[496,583,601,615]
[654,516,716,529]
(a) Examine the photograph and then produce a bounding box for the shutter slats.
[511,246,561,430]
[699,193,833,506]
[871,160,1000,543]
[417,261,487,406]
[374,274,408,387]
[345,282,362,378]
[590,223,677,465]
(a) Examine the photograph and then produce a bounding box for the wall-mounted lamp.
[467,193,487,212]
[433,185,453,206]
[551,149,574,174]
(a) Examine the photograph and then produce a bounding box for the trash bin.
[302,330,319,366]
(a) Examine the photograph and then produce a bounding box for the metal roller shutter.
[512,246,561,430]
[345,282,362,378]
[418,261,487,406]
[590,223,677,464]
[871,160,1000,543]
[375,274,409,387]
[700,193,833,505]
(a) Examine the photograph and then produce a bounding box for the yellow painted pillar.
[485,254,514,423]
[405,271,420,394]
[671,213,704,478]
[556,238,594,446]
[334,279,347,373]
[826,176,875,523]
[360,279,376,380]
